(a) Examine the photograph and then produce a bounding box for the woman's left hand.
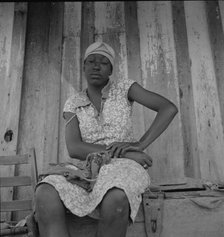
[106,142,142,158]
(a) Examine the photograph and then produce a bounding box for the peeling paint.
[138,1,176,80]
[185,1,224,181]
[138,1,184,181]
[95,2,125,34]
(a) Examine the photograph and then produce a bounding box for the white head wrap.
[84,41,115,68]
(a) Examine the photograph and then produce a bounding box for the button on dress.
[38,78,150,222]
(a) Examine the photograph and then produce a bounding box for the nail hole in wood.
[4,130,13,142]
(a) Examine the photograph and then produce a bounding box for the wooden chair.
[0,148,38,236]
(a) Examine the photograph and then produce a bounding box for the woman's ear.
[109,65,113,75]
[83,60,86,71]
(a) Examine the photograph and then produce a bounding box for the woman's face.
[84,54,112,87]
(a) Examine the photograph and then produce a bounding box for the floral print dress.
[38,78,150,222]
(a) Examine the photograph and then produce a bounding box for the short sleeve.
[123,78,136,93]
[116,78,136,104]
[63,95,77,115]
[63,91,90,119]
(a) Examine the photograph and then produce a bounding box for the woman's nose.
[93,61,100,68]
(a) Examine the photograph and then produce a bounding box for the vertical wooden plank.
[0,2,15,222]
[16,3,51,221]
[172,1,200,178]
[6,3,27,140]
[206,1,224,134]
[0,2,27,221]
[218,1,224,32]
[184,1,224,181]
[18,2,50,173]
[58,2,82,164]
[18,2,63,170]
[0,3,15,154]
[18,3,50,174]
[80,2,95,90]
[44,2,63,165]
[137,1,185,182]
[124,1,146,140]
[10,3,29,222]
[16,2,63,220]
[94,2,128,83]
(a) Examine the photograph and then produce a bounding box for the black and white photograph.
[0,1,224,237]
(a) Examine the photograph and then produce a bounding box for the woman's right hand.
[106,141,142,158]
[123,151,153,169]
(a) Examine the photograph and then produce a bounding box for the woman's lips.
[90,73,101,78]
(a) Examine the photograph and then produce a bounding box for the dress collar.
[101,79,111,99]
[76,79,112,108]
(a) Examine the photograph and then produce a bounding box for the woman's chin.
[88,77,108,87]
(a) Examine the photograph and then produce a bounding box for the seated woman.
[34,41,178,237]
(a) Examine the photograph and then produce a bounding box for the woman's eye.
[86,61,94,65]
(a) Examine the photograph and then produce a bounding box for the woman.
[35,41,178,237]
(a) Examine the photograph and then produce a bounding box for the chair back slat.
[0,148,37,218]
[0,176,32,187]
[0,155,29,165]
[0,226,28,236]
[1,200,33,212]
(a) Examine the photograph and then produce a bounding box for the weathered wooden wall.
[1,0,224,221]
[0,2,27,221]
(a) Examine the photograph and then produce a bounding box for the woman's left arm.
[129,82,178,150]
[107,82,178,157]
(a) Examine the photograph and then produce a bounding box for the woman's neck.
[87,79,109,97]
[86,79,109,112]
[87,85,102,97]
[86,87,101,113]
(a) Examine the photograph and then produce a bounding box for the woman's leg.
[35,183,70,237]
[96,188,130,237]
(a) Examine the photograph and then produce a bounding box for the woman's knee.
[35,184,65,222]
[100,188,129,219]
[35,183,60,206]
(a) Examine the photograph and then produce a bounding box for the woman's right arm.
[64,112,152,168]
[64,112,107,160]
